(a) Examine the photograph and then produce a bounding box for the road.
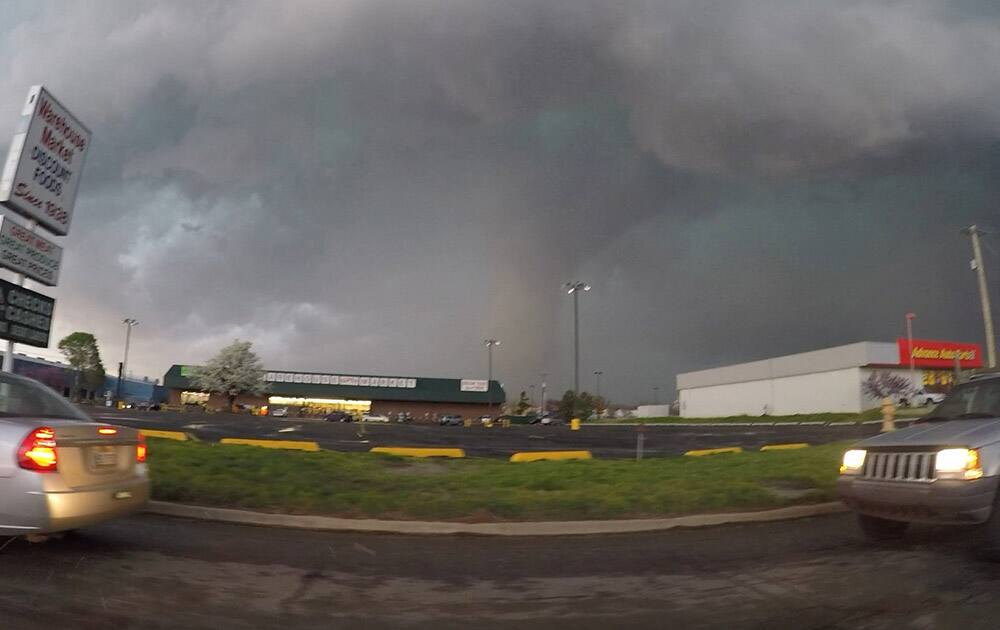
[89,408,892,458]
[3,512,1000,628]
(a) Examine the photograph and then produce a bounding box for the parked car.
[531,414,564,425]
[0,371,150,538]
[838,373,1000,557]
[439,414,464,426]
[324,411,353,423]
[362,413,390,423]
[899,389,947,407]
[271,407,289,418]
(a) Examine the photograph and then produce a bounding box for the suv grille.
[862,451,936,482]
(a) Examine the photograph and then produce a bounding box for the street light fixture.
[564,281,591,393]
[118,318,139,400]
[483,339,500,415]
[593,370,603,398]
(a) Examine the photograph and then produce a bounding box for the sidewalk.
[146,500,847,536]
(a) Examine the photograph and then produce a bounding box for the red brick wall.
[166,389,493,421]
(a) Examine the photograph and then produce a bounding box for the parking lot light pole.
[564,282,591,393]
[962,225,997,368]
[540,372,547,417]
[484,339,500,416]
[905,312,916,387]
[653,386,659,405]
[118,318,138,400]
[593,370,603,398]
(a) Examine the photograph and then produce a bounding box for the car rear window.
[0,373,90,420]
[935,379,1000,418]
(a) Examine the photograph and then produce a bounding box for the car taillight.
[17,427,58,472]
[136,432,147,463]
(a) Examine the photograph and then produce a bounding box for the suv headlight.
[840,449,866,475]
[935,448,983,480]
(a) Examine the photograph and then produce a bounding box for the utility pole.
[483,339,500,416]
[118,318,138,399]
[564,282,591,393]
[963,225,997,368]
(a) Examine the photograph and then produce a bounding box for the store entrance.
[267,396,372,417]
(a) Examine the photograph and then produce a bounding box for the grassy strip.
[147,439,847,522]
[596,409,900,424]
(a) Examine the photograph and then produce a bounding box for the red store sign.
[896,338,983,369]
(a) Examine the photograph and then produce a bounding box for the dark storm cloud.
[0,0,997,402]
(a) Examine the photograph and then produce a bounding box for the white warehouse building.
[676,339,982,417]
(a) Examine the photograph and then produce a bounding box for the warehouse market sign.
[0,216,62,286]
[0,86,91,236]
[0,278,53,347]
[897,338,983,369]
[263,372,418,389]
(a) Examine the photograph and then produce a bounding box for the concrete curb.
[145,500,847,537]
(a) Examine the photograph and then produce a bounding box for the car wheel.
[856,513,909,541]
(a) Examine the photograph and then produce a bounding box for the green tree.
[190,340,267,410]
[58,332,106,400]
[515,390,531,415]
[557,390,606,421]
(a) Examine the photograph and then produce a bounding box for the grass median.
[147,438,849,522]
[593,408,919,424]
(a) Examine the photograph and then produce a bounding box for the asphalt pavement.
[4,511,1000,628]
[87,408,889,458]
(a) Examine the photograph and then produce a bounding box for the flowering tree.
[190,340,267,409]
[862,371,915,400]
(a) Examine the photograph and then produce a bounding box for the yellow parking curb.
[140,429,189,441]
[760,443,809,451]
[509,451,593,462]
[220,438,320,452]
[370,447,465,458]
[684,447,742,457]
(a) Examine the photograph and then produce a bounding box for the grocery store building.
[163,365,505,420]
[677,339,983,417]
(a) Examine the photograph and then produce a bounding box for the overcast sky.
[0,0,998,404]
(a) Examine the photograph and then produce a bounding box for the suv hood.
[860,418,1000,449]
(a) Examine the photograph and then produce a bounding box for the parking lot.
[89,408,888,458]
[5,510,1000,629]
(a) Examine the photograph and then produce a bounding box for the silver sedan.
[0,372,150,537]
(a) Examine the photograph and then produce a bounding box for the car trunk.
[51,422,141,489]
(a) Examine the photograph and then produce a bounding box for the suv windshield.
[930,378,1000,420]
[0,373,90,421]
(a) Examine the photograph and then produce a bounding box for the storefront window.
[268,396,371,416]
[181,391,211,405]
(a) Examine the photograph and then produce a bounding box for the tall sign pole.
[0,86,90,372]
[905,312,916,385]
[963,225,997,368]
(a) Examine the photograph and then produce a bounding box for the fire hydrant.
[881,397,896,432]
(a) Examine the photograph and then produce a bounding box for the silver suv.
[838,373,1000,554]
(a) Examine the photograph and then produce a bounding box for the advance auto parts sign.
[896,338,983,369]
[0,86,91,236]
[0,278,53,347]
[0,216,62,286]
